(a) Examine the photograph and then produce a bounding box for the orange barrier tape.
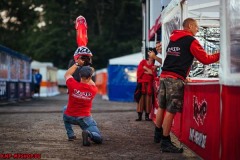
[40,81,58,87]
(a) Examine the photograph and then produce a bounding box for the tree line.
[0,0,142,69]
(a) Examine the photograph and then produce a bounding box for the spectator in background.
[147,41,163,128]
[149,41,162,65]
[135,55,157,121]
[148,41,163,76]
[31,69,36,97]
[34,69,42,97]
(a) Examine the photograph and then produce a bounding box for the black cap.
[79,66,93,78]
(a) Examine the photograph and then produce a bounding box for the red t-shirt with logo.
[65,77,97,117]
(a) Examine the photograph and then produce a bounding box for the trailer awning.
[148,14,162,41]
[148,0,220,41]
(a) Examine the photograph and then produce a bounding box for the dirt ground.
[0,88,200,160]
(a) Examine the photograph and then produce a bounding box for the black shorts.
[34,84,40,93]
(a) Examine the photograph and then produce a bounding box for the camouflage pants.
[158,78,185,113]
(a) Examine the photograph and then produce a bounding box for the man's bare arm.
[148,51,162,64]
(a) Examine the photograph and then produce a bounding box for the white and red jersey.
[75,16,88,47]
[65,77,97,117]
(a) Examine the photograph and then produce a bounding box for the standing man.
[148,41,163,76]
[152,18,220,153]
[34,69,42,97]
[148,41,163,122]
[149,41,163,66]
[63,58,102,146]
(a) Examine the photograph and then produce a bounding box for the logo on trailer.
[193,96,207,126]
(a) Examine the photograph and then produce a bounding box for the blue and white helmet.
[73,46,92,61]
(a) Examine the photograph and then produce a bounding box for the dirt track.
[0,89,200,160]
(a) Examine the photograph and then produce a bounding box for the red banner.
[180,84,221,160]
[151,77,160,122]
[221,85,240,160]
[151,81,240,160]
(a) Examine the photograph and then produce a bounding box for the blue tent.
[107,52,143,102]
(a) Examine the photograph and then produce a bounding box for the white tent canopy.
[31,60,59,97]
[188,0,219,17]
[109,52,144,65]
[187,0,220,27]
[57,69,67,86]
[31,60,54,69]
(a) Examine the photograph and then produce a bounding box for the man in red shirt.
[63,61,102,146]
[151,18,220,153]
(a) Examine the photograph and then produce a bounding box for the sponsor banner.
[0,81,7,100]
[18,82,25,99]
[221,85,240,160]
[180,84,220,160]
[25,83,31,98]
[7,82,17,100]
